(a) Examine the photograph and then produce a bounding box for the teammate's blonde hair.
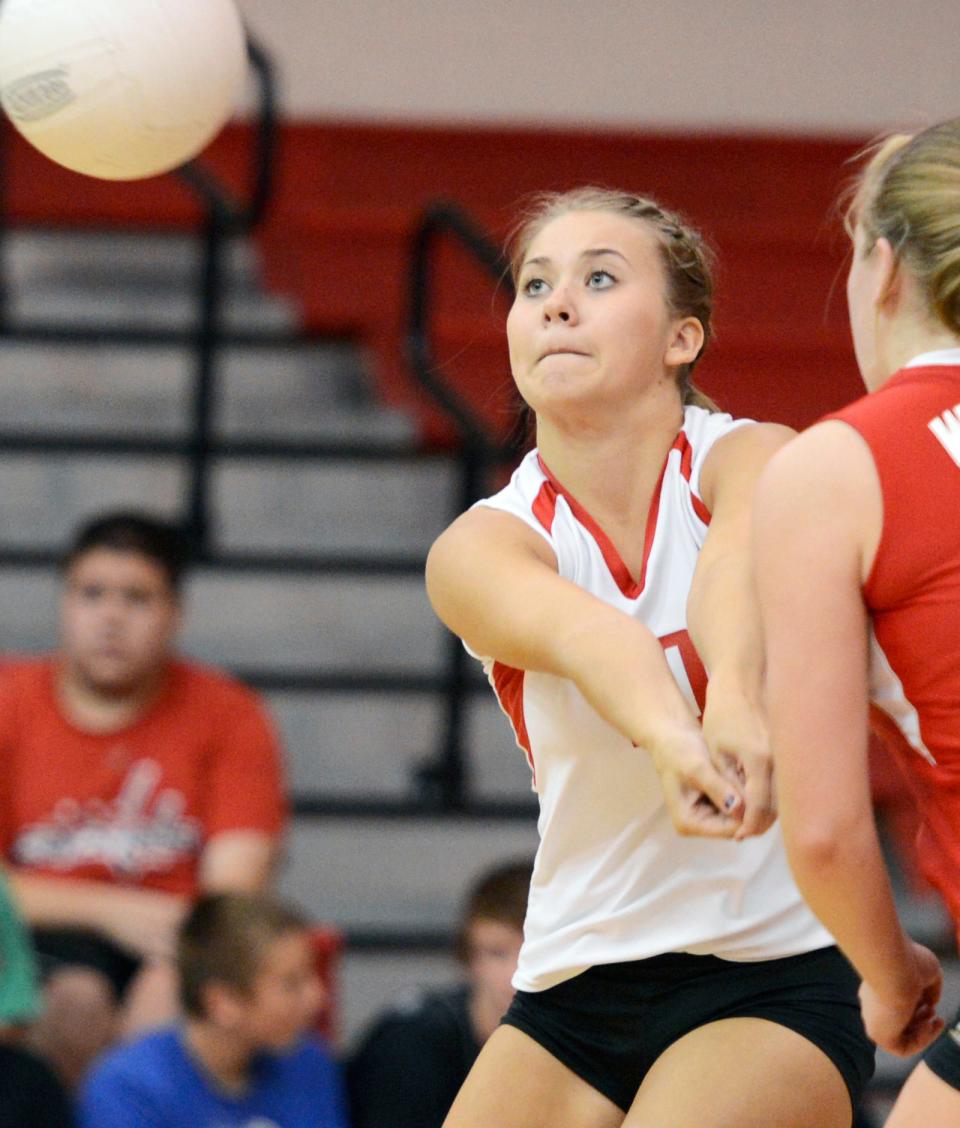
[847,117,960,337]
[509,187,719,411]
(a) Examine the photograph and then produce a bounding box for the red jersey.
[0,657,287,897]
[830,354,960,926]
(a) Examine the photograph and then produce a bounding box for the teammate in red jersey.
[754,117,960,1126]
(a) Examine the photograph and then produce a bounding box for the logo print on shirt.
[928,403,960,467]
[13,759,201,878]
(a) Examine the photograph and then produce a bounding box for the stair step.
[278,817,538,933]
[7,230,262,295]
[0,339,398,436]
[269,691,530,801]
[0,453,451,555]
[339,950,459,1047]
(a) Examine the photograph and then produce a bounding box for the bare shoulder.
[427,506,555,583]
[699,420,796,510]
[757,420,878,510]
[754,421,882,580]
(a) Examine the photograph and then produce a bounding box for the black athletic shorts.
[502,945,875,1113]
[924,1005,960,1090]
[31,926,142,1003]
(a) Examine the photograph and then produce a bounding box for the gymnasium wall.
[8,3,959,436]
[233,0,959,133]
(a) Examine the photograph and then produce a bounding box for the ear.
[871,236,902,312]
[664,316,705,368]
[202,981,246,1028]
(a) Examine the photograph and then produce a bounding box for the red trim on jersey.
[491,661,536,784]
[674,432,712,525]
[536,432,706,599]
[531,480,557,534]
[658,629,708,713]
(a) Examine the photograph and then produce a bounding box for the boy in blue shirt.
[78,893,347,1128]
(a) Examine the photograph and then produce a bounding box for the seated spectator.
[0,511,287,1086]
[78,893,348,1128]
[0,873,73,1128]
[347,859,533,1128]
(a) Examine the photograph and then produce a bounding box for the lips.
[538,348,588,362]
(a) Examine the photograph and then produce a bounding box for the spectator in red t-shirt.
[0,511,287,1087]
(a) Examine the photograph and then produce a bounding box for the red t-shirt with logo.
[0,657,287,896]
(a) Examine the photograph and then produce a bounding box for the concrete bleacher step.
[279,816,538,935]
[0,452,453,556]
[271,691,531,801]
[339,950,461,1048]
[7,232,295,336]
[0,338,404,440]
[0,566,443,670]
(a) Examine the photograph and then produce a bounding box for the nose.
[542,281,577,325]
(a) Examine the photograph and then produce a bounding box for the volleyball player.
[754,117,960,1127]
[426,188,874,1128]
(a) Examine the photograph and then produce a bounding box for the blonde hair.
[509,187,719,411]
[846,118,960,336]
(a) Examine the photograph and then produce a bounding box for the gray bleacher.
[0,227,539,1044]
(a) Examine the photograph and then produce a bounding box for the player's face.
[237,930,325,1050]
[846,223,885,391]
[60,548,179,694]
[507,209,698,416]
[464,916,524,1021]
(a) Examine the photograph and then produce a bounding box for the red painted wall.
[3,120,867,443]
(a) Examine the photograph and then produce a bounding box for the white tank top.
[472,405,833,992]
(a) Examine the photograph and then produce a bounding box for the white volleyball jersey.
[473,405,833,992]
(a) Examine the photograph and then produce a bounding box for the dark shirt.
[0,1045,74,1128]
[347,984,481,1128]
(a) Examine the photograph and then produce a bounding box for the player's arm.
[689,421,794,837]
[426,507,741,835]
[753,421,942,1055]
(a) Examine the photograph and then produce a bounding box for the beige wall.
[235,0,959,133]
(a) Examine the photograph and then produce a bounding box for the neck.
[57,660,167,733]
[535,387,684,525]
[876,317,960,388]
[184,1020,254,1093]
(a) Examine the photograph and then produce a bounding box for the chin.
[80,666,143,696]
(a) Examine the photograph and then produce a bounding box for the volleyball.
[0,0,247,181]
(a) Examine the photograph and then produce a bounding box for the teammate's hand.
[859,942,945,1056]
[649,727,744,838]
[700,675,776,840]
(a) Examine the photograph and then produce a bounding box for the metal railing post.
[184,213,228,555]
[406,203,520,811]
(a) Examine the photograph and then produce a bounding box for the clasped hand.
[650,684,776,840]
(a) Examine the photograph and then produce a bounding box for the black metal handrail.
[406,201,516,457]
[173,36,278,235]
[404,201,526,810]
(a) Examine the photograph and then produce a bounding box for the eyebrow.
[521,247,630,270]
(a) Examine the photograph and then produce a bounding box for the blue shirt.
[78,1026,348,1128]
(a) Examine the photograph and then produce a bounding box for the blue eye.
[587,269,614,289]
[522,277,548,297]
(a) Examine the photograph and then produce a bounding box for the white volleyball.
[0,0,247,181]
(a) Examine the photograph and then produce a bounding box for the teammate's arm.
[753,422,943,1055]
[426,507,742,836]
[690,421,794,837]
